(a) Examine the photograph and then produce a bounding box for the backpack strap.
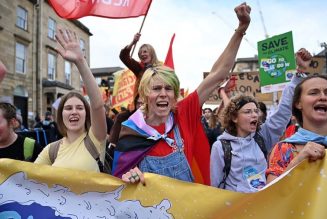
[48,135,104,172]
[23,137,35,161]
[84,134,104,173]
[49,140,61,164]
[34,128,40,144]
[42,129,48,146]
[218,133,267,189]
[218,139,232,189]
[254,132,267,160]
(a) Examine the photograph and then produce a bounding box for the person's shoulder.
[15,134,26,144]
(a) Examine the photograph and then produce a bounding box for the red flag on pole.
[48,0,152,19]
[164,33,176,69]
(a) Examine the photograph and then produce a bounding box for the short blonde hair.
[138,66,180,115]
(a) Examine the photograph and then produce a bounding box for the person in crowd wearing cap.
[34,27,107,172]
[266,74,327,184]
[112,3,251,186]
[210,48,313,192]
[0,102,42,161]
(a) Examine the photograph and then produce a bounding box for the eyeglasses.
[239,109,260,115]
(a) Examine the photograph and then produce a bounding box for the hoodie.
[210,75,303,193]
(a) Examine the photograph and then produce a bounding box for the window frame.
[16,6,28,30]
[48,17,56,39]
[64,61,71,85]
[15,42,27,74]
[47,53,56,80]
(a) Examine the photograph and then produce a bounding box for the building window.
[16,6,27,30]
[48,18,56,39]
[48,53,56,80]
[15,42,27,73]
[79,39,86,57]
[64,61,71,85]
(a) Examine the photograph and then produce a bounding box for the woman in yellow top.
[35,28,107,172]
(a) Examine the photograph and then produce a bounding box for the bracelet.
[235,29,246,35]
[296,67,308,78]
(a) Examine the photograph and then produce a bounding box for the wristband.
[295,70,308,78]
[235,29,246,35]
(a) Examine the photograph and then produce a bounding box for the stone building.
[0,0,92,128]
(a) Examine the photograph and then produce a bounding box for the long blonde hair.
[138,44,160,66]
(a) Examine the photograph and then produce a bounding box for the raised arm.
[0,60,7,84]
[126,33,141,51]
[55,28,106,142]
[259,48,312,151]
[119,33,143,76]
[197,3,251,105]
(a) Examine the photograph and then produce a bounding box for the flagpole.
[130,15,147,57]
[130,0,153,56]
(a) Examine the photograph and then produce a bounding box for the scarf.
[283,127,327,146]
[112,109,175,178]
[128,109,175,146]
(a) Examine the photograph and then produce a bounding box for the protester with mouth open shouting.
[112,2,252,186]
[266,75,327,184]
[35,27,107,172]
[119,32,161,101]
[210,48,313,192]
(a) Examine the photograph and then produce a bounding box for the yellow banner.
[0,156,326,218]
[111,69,136,109]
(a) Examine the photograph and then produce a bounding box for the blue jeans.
[139,125,194,182]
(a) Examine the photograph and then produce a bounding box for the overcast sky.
[79,0,327,91]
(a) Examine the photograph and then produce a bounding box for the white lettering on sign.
[91,0,130,7]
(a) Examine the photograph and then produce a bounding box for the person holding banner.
[112,3,251,185]
[210,48,312,192]
[35,28,107,172]
[266,74,327,184]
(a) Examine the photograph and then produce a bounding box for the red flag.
[164,33,175,69]
[48,0,152,19]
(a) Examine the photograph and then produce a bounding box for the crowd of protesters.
[0,2,326,194]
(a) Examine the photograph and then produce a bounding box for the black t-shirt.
[0,135,43,161]
[106,117,114,134]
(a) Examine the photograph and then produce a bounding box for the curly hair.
[221,95,259,136]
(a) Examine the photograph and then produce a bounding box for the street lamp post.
[321,42,327,74]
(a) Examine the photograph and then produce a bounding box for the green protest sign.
[258,31,296,93]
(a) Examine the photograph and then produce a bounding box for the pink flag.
[164,33,176,69]
[48,0,152,19]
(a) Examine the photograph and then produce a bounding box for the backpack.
[48,134,107,173]
[218,132,267,189]
[23,137,35,161]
